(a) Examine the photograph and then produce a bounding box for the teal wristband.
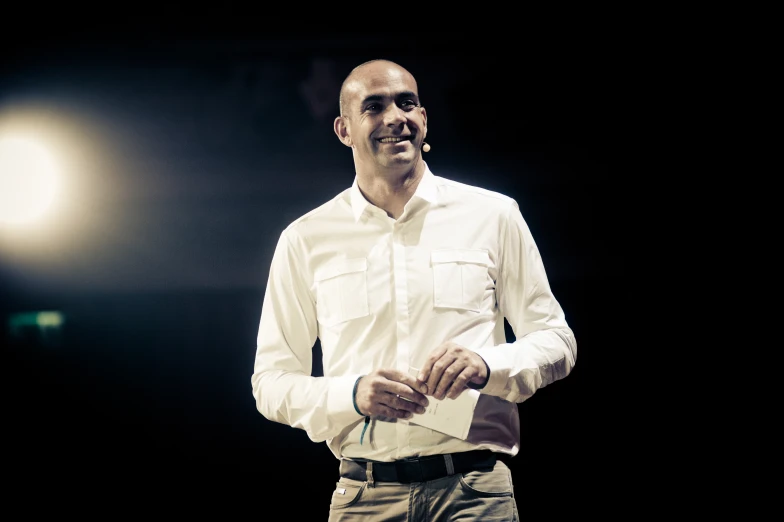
[352,375,365,416]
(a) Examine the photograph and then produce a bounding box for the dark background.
[2,28,619,516]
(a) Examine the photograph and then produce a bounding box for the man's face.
[342,63,428,170]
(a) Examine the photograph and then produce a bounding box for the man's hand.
[417,341,489,400]
[354,369,429,419]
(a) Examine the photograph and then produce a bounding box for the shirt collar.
[350,164,439,222]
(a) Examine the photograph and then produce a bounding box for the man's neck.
[356,163,425,220]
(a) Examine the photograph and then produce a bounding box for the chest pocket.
[314,258,370,327]
[431,249,490,312]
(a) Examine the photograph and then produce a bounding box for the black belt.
[340,450,499,484]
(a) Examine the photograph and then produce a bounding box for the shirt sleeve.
[250,228,364,443]
[474,200,578,402]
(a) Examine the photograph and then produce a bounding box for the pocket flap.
[431,249,490,266]
[314,258,368,282]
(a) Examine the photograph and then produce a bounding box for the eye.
[364,103,382,113]
[400,99,419,111]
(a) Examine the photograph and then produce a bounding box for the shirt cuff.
[473,347,508,397]
[328,373,367,421]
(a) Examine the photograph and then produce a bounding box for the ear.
[334,116,353,147]
[420,106,428,139]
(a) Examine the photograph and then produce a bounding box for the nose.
[383,104,407,126]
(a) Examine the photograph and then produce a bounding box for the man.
[251,59,577,521]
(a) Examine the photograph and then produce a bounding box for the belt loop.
[366,461,375,488]
[444,453,455,476]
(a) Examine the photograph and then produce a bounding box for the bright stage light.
[0,135,61,225]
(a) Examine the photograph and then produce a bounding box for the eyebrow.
[360,91,419,106]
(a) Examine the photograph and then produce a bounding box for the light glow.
[0,135,61,225]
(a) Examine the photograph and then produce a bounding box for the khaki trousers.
[328,460,519,521]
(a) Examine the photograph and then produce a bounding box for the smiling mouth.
[377,136,412,144]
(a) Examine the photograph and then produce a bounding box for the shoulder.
[280,187,352,242]
[433,174,517,212]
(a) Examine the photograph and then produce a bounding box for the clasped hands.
[353,341,488,419]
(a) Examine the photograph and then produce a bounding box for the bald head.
[338,59,419,117]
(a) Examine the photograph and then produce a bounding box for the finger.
[383,369,429,394]
[382,370,429,405]
[391,393,427,414]
[434,358,473,400]
[395,378,429,407]
[428,356,457,400]
[396,389,429,409]
[370,370,428,411]
[378,393,425,418]
[446,368,474,399]
[417,344,448,383]
[374,403,413,419]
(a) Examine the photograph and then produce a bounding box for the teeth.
[379,137,406,143]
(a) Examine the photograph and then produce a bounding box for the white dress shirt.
[251,165,577,462]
